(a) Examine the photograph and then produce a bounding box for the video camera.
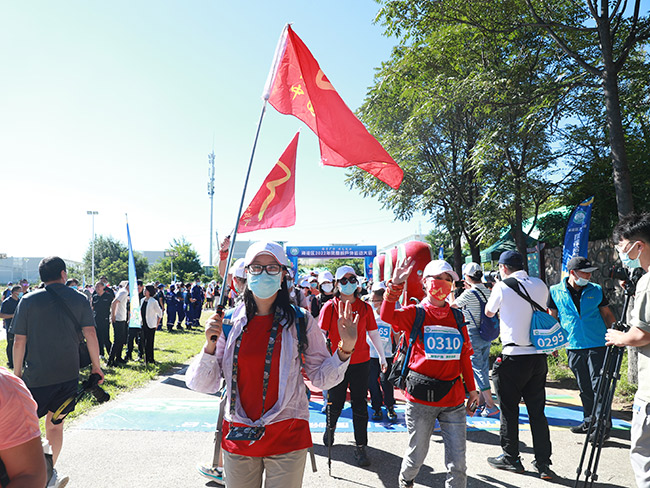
[51,373,109,425]
[610,265,644,295]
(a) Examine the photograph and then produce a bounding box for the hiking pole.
[327,396,332,477]
[574,288,633,487]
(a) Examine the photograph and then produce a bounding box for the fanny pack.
[405,370,459,403]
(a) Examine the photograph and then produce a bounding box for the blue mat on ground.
[77,396,631,432]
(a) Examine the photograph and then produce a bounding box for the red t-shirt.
[319,297,377,364]
[380,301,476,407]
[222,314,311,456]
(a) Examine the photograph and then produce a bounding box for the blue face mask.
[17,292,24,299]
[339,282,358,296]
[247,272,283,299]
[619,242,642,270]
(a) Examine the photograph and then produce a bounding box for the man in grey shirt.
[12,256,104,483]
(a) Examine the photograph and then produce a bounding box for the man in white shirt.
[107,281,129,366]
[484,251,554,480]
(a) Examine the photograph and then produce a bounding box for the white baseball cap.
[318,271,334,284]
[229,258,246,279]
[371,281,387,292]
[335,265,357,280]
[244,241,288,267]
[423,260,459,281]
[463,262,481,277]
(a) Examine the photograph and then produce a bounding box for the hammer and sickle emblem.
[258,161,292,221]
[315,70,335,91]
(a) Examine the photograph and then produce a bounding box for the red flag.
[266,26,403,190]
[238,132,299,233]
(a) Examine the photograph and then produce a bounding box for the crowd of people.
[2,213,650,488]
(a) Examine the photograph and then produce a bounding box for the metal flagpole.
[208,25,289,473]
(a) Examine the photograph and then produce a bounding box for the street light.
[87,211,98,285]
[164,250,179,282]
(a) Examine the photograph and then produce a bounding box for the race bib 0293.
[423,325,463,360]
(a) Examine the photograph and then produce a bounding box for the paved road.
[57,362,636,488]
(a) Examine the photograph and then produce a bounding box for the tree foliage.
[146,237,204,284]
[82,235,148,285]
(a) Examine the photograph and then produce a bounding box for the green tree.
[379,0,650,219]
[82,235,148,285]
[147,238,203,284]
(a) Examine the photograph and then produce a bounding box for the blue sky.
[0,0,431,265]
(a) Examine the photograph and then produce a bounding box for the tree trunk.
[513,175,529,271]
[601,46,634,218]
[452,234,463,277]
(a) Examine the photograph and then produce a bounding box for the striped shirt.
[454,284,492,333]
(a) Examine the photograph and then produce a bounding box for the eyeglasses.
[615,241,640,254]
[338,276,358,285]
[247,264,283,275]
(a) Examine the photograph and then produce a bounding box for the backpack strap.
[502,277,546,312]
[291,304,308,356]
[450,307,467,345]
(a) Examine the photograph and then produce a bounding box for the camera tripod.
[574,285,634,487]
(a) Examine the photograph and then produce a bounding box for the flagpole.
[217,24,288,310]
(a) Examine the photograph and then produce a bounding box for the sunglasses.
[338,276,358,285]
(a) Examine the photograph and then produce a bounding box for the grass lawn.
[1,309,215,428]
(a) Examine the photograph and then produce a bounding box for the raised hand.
[392,256,415,285]
[337,300,359,352]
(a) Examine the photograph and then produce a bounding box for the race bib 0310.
[423,325,463,360]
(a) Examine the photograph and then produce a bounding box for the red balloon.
[374,241,434,304]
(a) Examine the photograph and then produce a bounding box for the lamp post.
[208,151,216,266]
[164,251,179,282]
[87,211,98,285]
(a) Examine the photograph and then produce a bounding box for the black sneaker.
[487,454,524,473]
[570,422,590,434]
[398,478,414,488]
[354,445,371,467]
[322,429,334,447]
[387,408,398,421]
[589,427,611,444]
[532,460,555,480]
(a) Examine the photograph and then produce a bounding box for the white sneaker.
[197,463,225,486]
[47,468,70,488]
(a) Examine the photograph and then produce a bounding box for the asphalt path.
[57,362,637,488]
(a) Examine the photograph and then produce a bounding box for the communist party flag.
[265,26,403,190]
[238,132,299,233]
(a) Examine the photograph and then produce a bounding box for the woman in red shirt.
[186,242,358,488]
[381,258,479,488]
[319,265,387,467]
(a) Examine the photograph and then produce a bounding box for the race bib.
[531,320,568,353]
[377,322,392,343]
[423,325,463,360]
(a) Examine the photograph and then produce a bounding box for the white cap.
[298,278,309,288]
[371,281,387,292]
[229,258,246,279]
[318,271,334,284]
[335,265,357,280]
[422,260,459,281]
[463,262,481,277]
[244,241,288,267]
[308,276,318,283]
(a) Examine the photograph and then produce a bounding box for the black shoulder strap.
[46,287,85,343]
[502,278,546,312]
[411,305,426,342]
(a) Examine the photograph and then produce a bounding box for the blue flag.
[438,245,444,260]
[562,196,594,274]
[126,220,142,329]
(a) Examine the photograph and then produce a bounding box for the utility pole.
[86,211,98,285]
[208,151,216,267]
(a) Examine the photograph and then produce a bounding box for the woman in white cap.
[451,262,500,417]
[310,270,335,318]
[319,265,387,467]
[186,241,357,488]
[381,258,479,488]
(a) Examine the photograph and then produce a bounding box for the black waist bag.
[405,370,459,403]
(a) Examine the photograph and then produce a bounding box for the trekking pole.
[327,397,332,477]
[574,289,633,487]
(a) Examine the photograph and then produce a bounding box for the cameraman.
[606,213,650,487]
[0,367,47,488]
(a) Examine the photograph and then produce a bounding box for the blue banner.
[286,245,376,258]
[562,196,594,274]
[438,245,444,260]
[126,221,142,329]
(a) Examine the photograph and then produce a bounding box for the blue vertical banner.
[562,196,594,274]
[126,218,142,329]
[438,245,444,260]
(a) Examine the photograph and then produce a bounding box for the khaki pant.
[223,448,307,488]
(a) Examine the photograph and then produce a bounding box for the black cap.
[567,256,598,273]
[499,250,524,268]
